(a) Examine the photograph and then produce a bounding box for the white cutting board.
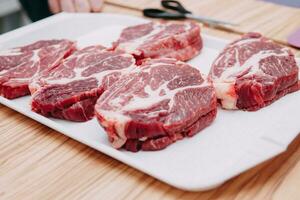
[0,13,300,191]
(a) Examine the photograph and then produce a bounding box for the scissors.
[143,0,236,27]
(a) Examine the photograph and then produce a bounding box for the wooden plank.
[1,1,300,199]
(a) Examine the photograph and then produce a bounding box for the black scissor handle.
[161,0,191,14]
[143,8,186,19]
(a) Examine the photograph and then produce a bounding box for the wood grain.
[1,1,300,199]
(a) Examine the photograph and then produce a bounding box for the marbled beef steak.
[210,33,299,111]
[112,21,202,61]
[95,58,217,152]
[0,40,75,99]
[31,46,136,122]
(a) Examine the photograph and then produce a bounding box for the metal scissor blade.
[185,14,237,26]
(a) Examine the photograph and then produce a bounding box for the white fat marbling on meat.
[121,80,207,112]
[213,80,237,109]
[98,63,209,148]
[183,22,192,31]
[30,50,40,63]
[0,49,40,77]
[117,22,192,55]
[0,70,9,75]
[218,49,289,80]
[0,49,23,56]
[139,137,147,141]
[116,23,161,55]
[39,54,136,86]
[98,109,131,148]
[212,37,290,109]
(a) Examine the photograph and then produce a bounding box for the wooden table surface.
[1,0,300,199]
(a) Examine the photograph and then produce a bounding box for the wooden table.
[1,0,300,199]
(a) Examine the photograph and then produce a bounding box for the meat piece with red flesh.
[0,40,75,99]
[112,21,202,61]
[31,46,136,122]
[209,33,299,111]
[95,58,217,152]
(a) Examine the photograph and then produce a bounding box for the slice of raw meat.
[209,32,299,111]
[31,45,136,122]
[112,21,202,61]
[95,58,217,152]
[0,40,75,99]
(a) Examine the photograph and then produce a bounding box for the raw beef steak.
[95,58,217,152]
[0,40,75,99]
[112,21,202,61]
[31,45,136,122]
[210,33,299,111]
